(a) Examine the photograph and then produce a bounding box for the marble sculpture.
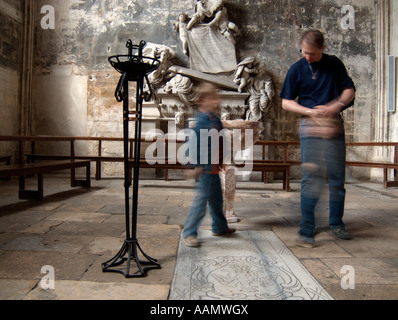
[143,0,276,221]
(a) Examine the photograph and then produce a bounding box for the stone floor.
[0,174,397,300]
[170,230,334,300]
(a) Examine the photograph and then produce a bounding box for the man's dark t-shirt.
[280,53,355,110]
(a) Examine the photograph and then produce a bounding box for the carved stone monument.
[185,0,239,74]
[142,0,276,221]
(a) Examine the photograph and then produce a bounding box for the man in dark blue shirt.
[280,30,355,247]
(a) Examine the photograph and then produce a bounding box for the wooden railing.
[1,135,397,188]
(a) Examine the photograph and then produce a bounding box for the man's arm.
[282,87,355,118]
[282,99,312,116]
[316,87,356,118]
[282,98,326,126]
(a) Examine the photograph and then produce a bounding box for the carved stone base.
[220,166,239,223]
[157,90,249,127]
[220,121,263,221]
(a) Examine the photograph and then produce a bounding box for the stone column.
[220,120,263,223]
[375,0,390,147]
[220,165,239,223]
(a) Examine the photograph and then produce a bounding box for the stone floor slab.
[45,211,111,223]
[321,257,398,285]
[272,226,353,259]
[46,221,124,238]
[170,230,333,300]
[0,178,397,300]
[0,250,97,281]
[0,279,38,300]
[24,280,170,300]
[81,254,178,285]
[1,234,93,254]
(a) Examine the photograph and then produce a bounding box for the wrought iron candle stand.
[102,40,161,278]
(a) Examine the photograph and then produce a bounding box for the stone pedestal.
[157,89,261,222]
[157,90,250,180]
[157,90,249,129]
[220,120,263,223]
[220,165,239,222]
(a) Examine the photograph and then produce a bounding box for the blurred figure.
[183,82,236,247]
[280,30,355,247]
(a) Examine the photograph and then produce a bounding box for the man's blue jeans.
[299,129,347,239]
[183,173,229,238]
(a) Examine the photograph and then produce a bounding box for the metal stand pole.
[102,40,160,278]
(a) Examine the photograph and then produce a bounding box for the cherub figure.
[234,57,258,93]
[186,0,211,30]
[209,6,240,44]
[246,65,275,122]
[142,43,176,102]
[174,13,190,55]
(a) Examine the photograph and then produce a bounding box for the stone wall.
[4,0,382,178]
[390,0,398,142]
[0,0,24,160]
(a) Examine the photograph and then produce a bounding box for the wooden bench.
[258,141,398,189]
[345,142,398,189]
[3,135,398,190]
[2,135,294,191]
[26,154,124,180]
[0,155,11,181]
[22,136,294,183]
[0,155,11,165]
[0,160,91,200]
[139,159,293,191]
[346,161,398,188]
[252,161,292,191]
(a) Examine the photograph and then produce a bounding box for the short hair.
[196,82,219,99]
[300,30,325,49]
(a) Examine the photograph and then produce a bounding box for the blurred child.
[183,83,236,247]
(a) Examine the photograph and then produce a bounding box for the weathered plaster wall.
[390,0,398,142]
[0,0,24,160]
[30,0,377,177]
[34,65,88,155]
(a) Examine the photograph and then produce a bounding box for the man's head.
[196,82,221,113]
[300,29,326,63]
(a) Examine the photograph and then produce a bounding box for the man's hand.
[314,103,342,118]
